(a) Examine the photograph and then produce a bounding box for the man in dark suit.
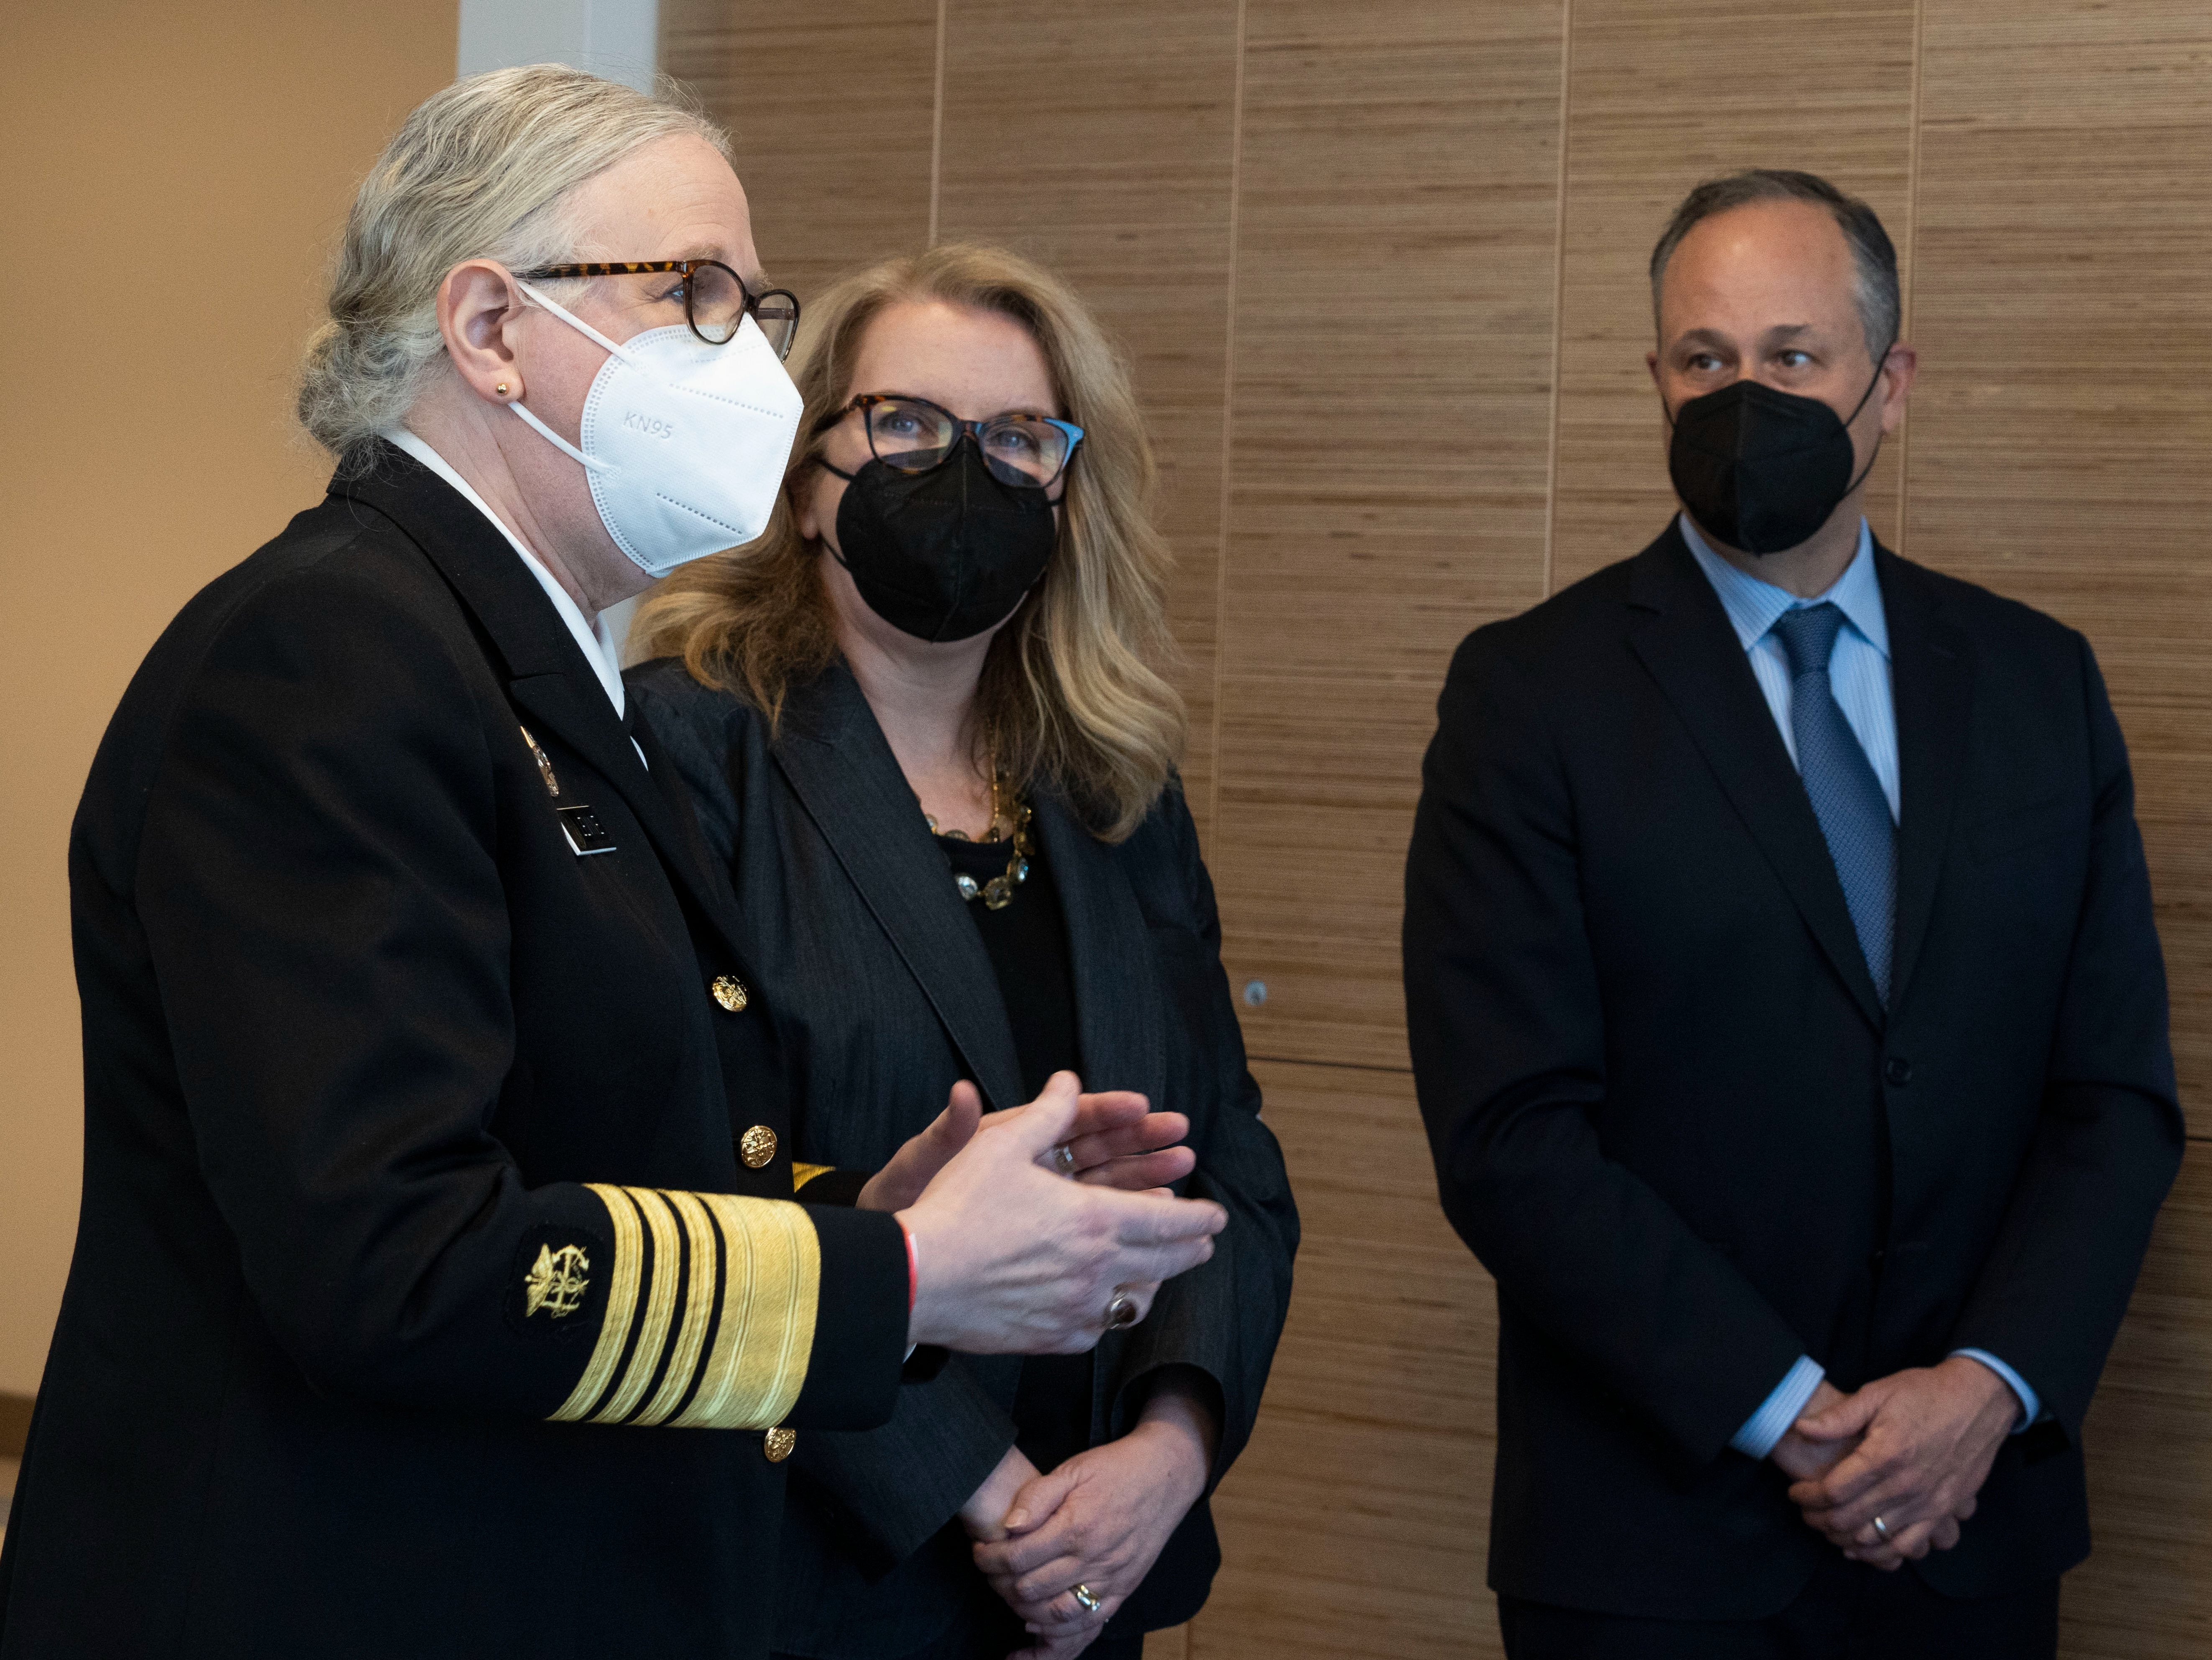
[1403,168,2181,1657]
[0,67,1222,1660]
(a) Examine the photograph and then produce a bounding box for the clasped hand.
[959,1384,1215,1660]
[1772,1357,2020,1570]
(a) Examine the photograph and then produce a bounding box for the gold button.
[764,1427,796,1462]
[739,1125,778,1169]
[710,974,749,1013]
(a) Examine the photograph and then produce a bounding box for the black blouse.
[933,831,1079,1105]
[933,829,1092,1477]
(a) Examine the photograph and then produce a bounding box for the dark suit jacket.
[631,658,1298,1657]
[0,446,908,1660]
[1403,522,2181,1620]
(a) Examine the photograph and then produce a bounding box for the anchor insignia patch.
[523,1243,591,1320]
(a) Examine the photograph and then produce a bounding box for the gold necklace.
[925,772,1034,911]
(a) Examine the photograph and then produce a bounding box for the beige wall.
[0,3,456,1396]
[665,3,2212,1656]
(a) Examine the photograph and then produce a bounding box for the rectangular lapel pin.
[556,804,617,857]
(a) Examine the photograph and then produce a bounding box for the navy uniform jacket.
[630,660,1298,1657]
[0,445,909,1659]
[1403,522,2182,1619]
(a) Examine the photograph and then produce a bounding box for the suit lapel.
[1879,548,1974,1010]
[1626,524,1887,1031]
[499,670,741,932]
[770,668,1028,1112]
[1033,795,1168,1108]
[331,446,747,963]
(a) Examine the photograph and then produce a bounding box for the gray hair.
[298,64,729,468]
[1648,169,1900,363]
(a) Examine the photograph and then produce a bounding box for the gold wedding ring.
[1071,1583,1102,1615]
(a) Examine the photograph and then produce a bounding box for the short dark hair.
[1648,169,1900,361]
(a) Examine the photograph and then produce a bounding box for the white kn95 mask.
[507,279,803,578]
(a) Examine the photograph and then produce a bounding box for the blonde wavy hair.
[634,243,1186,842]
[298,64,726,468]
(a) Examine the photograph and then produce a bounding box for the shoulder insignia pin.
[523,1243,591,1320]
[519,726,561,797]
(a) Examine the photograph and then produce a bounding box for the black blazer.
[1403,522,2181,1620]
[0,447,908,1660]
[631,658,1298,1657]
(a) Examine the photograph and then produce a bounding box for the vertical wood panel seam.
[1205,0,1248,842]
[927,0,946,247]
[1540,0,1575,599]
[1895,0,1923,557]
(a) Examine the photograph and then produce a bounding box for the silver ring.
[1105,1292,1140,1329]
[1053,1142,1079,1177]
[1871,1514,1892,1543]
[1071,1583,1102,1615]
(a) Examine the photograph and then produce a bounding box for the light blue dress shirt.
[1677,516,2042,1459]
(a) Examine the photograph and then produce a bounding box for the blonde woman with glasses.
[631,244,1297,1660]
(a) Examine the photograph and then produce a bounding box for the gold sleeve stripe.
[551,1184,645,1422]
[673,1192,759,1428]
[671,1193,820,1430]
[755,1200,818,1425]
[633,1189,721,1427]
[792,1162,835,1192]
[593,1186,683,1425]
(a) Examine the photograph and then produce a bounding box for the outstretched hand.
[1066,1103,1196,1192]
[857,1081,985,1215]
[897,1073,1226,1354]
[857,1079,1194,1215]
[1784,1357,2018,1569]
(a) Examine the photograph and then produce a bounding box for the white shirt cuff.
[1951,1348,2039,1432]
[1731,1354,1827,1460]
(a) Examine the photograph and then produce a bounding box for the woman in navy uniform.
[0,67,1223,1660]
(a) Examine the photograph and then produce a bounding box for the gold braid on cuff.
[545,1184,819,1431]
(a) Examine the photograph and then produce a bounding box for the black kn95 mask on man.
[1665,353,1890,555]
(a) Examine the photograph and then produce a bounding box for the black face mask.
[824,440,1059,643]
[1665,354,1888,555]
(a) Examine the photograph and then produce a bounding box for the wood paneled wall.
[665,3,2212,1654]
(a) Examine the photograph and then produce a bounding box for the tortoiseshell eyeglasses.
[515,259,801,358]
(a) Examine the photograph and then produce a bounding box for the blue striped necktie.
[1769,603,1896,1004]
